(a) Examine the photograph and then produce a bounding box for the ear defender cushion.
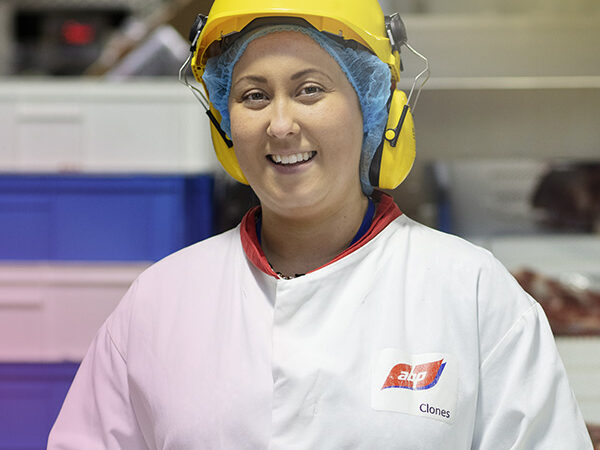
[369,89,416,190]
[208,104,249,184]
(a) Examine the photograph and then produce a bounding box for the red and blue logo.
[381,359,446,390]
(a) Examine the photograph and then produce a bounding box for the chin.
[259,186,328,218]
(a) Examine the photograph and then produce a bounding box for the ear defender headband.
[369,14,430,189]
[179,7,429,191]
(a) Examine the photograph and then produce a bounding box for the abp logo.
[381,359,445,390]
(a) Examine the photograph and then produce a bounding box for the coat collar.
[240,191,402,278]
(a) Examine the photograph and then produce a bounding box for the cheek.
[230,103,268,141]
[229,113,270,188]
[228,104,246,142]
[229,109,258,159]
[345,101,365,161]
[231,136,256,173]
[320,100,364,164]
[344,97,365,143]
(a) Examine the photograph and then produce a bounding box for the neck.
[260,195,369,277]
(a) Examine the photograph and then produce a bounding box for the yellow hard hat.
[190,0,403,84]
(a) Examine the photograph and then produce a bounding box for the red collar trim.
[240,191,402,278]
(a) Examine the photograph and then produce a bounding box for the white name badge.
[371,350,458,424]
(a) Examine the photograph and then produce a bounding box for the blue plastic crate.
[0,362,78,450]
[0,175,214,261]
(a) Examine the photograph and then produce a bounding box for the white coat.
[48,196,592,449]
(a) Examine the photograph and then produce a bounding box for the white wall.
[388,14,600,221]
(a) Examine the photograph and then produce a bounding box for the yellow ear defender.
[179,1,429,189]
[369,89,416,189]
[368,13,429,189]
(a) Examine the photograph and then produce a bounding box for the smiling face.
[228,31,365,220]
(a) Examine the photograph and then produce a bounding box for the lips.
[268,151,316,165]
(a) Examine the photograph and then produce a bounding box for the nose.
[266,98,300,139]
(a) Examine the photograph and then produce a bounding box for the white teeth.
[271,151,315,165]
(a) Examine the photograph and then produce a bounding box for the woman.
[49,0,592,448]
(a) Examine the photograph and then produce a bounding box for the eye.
[241,90,269,107]
[299,84,324,96]
[246,92,266,101]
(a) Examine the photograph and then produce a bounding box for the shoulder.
[385,215,498,273]
[375,215,531,312]
[104,227,243,357]
[384,216,538,356]
[399,214,534,300]
[134,225,246,302]
[141,226,241,281]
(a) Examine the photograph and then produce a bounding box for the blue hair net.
[202,24,391,194]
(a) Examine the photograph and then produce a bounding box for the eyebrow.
[233,75,267,87]
[233,68,333,88]
[290,68,333,82]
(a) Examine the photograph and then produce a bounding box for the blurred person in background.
[48,0,592,448]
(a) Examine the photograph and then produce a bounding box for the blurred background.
[0,0,599,448]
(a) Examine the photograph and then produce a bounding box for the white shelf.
[556,336,600,425]
[0,262,149,362]
[0,79,219,174]
[400,76,600,91]
[400,13,600,79]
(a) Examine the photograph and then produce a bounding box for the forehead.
[232,31,342,78]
